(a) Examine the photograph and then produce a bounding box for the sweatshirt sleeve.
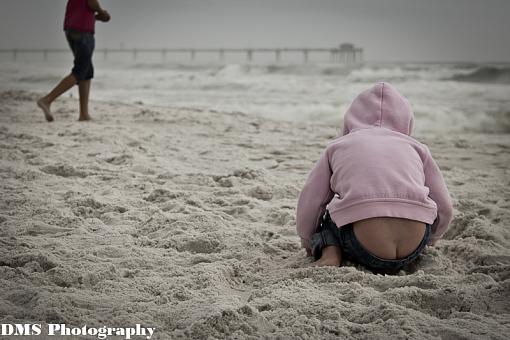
[296,149,334,249]
[423,147,454,246]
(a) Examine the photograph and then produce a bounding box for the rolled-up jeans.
[65,29,95,82]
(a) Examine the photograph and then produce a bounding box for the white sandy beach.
[0,87,509,339]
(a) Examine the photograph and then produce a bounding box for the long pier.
[0,44,363,63]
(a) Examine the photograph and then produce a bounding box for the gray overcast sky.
[1,0,509,62]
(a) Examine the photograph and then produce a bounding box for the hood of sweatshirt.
[343,82,414,136]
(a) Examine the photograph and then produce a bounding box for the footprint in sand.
[384,286,471,319]
[474,255,510,266]
[217,177,235,188]
[1,253,57,272]
[232,168,265,180]
[248,186,273,201]
[104,154,133,165]
[144,189,182,203]
[40,163,87,178]
[260,230,277,241]
[223,206,249,217]
[179,236,224,254]
[454,140,470,148]
[67,196,127,221]
[265,208,293,225]
[446,211,479,239]
[23,222,73,236]
[458,199,492,217]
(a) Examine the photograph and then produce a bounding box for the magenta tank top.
[64,0,95,33]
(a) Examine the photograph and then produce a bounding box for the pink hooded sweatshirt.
[296,82,453,249]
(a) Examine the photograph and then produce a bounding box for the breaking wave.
[449,66,510,84]
[2,59,510,133]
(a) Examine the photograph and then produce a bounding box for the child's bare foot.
[37,98,54,122]
[312,246,342,267]
[78,115,92,121]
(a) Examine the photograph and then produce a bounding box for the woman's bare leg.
[78,79,91,121]
[37,73,77,122]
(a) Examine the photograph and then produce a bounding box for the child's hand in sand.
[95,10,110,22]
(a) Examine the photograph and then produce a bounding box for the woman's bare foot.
[312,246,342,267]
[78,115,92,121]
[37,98,54,122]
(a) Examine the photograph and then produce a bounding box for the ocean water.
[1,55,509,134]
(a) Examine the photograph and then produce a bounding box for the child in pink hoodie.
[296,82,453,273]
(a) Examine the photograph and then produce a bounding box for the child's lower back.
[352,217,427,260]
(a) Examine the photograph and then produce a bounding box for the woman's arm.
[88,0,110,22]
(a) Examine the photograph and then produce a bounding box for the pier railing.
[0,46,363,63]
